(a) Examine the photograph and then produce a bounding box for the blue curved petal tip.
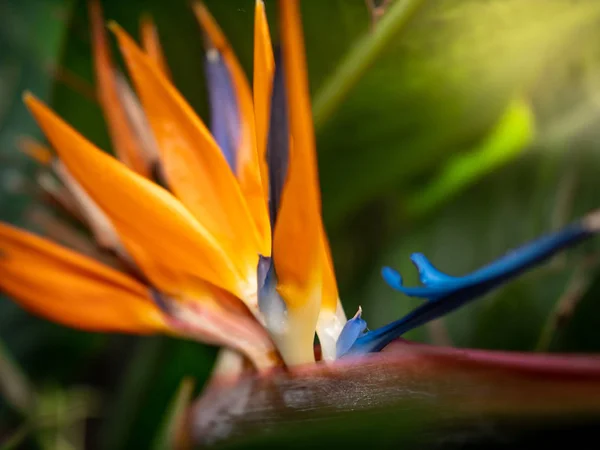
[381,266,402,288]
[336,308,368,358]
[342,220,594,358]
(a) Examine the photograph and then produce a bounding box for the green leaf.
[151,377,194,450]
[99,338,215,450]
[318,0,600,226]
[405,98,535,218]
[0,0,73,222]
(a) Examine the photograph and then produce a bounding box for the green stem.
[535,264,593,352]
[151,378,194,450]
[312,0,427,130]
[100,337,167,450]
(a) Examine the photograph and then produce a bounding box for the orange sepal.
[274,0,322,307]
[0,222,165,334]
[193,2,271,256]
[110,24,263,299]
[140,14,171,78]
[24,93,251,301]
[252,0,274,202]
[89,0,152,177]
[17,137,53,165]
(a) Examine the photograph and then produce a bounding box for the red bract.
[186,341,600,447]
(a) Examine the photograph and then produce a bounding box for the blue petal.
[150,289,171,314]
[266,48,289,227]
[204,49,239,170]
[342,222,593,357]
[257,255,272,294]
[335,308,368,358]
[410,253,456,287]
[257,257,288,335]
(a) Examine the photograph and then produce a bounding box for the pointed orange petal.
[253,0,274,202]
[17,137,53,165]
[0,222,165,334]
[276,0,346,361]
[265,0,324,364]
[89,0,152,177]
[140,14,171,78]
[193,2,270,255]
[24,93,252,301]
[274,0,322,302]
[110,24,264,300]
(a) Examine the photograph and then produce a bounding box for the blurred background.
[2,0,600,448]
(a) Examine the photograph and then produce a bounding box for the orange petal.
[17,137,53,165]
[1,221,278,369]
[253,0,275,207]
[265,0,324,364]
[24,93,253,302]
[274,0,322,302]
[193,2,271,255]
[89,0,152,177]
[0,222,165,334]
[140,14,171,78]
[110,24,263,303]
[276,0,346,360]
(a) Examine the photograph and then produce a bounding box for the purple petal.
[266,49,289,227]
[204,49,240,170]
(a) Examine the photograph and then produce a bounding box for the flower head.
[1,0,599,375]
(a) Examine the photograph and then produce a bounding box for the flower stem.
[535,257,596,352]
[100,337,166,450]
[312,0,427,130]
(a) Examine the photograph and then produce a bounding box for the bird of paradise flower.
[3,1,600,445]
